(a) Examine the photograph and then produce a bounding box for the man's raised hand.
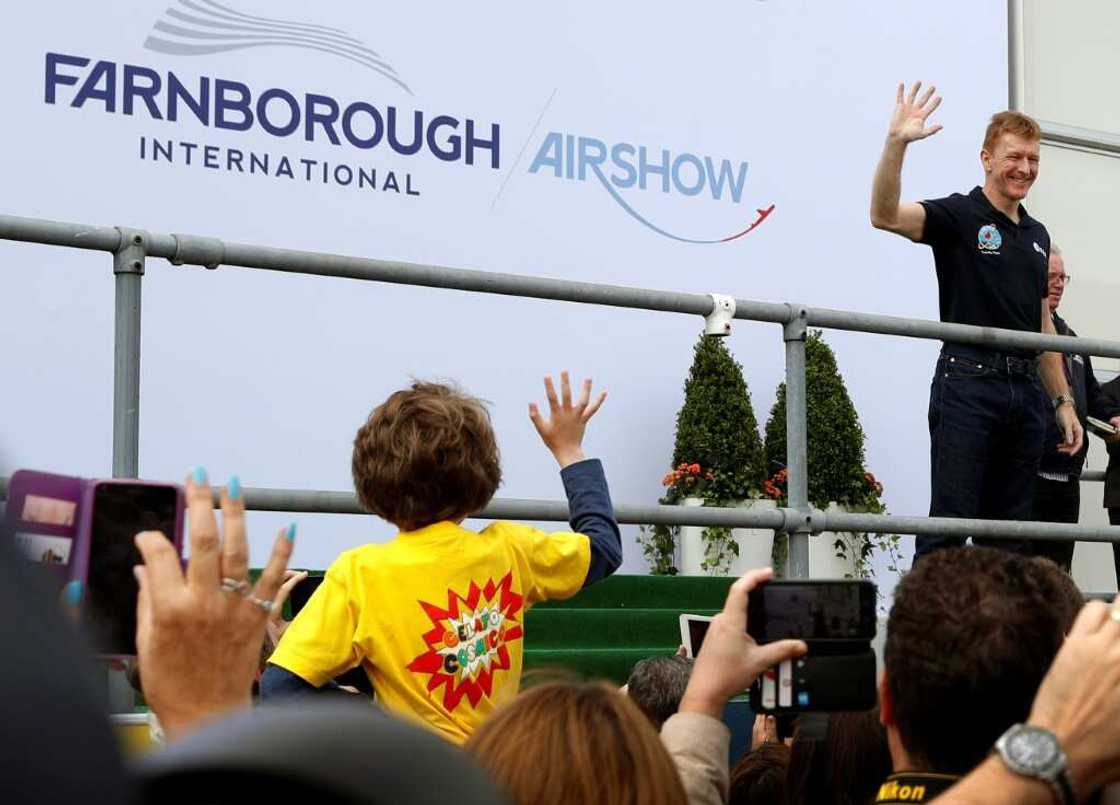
[888,81,943,144]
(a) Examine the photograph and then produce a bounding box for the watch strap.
[1052,394,1074,410]
[1050,769,1076,805]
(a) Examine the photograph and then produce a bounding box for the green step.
[523,647,679,685]
[524,607,718,649]
[539,574,735,610]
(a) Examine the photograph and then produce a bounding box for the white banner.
[0,1,1008,582]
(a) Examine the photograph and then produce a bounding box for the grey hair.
[625,655,694,730]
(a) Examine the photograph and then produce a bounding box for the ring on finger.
[220,577,250,594]
[246,595,275,614]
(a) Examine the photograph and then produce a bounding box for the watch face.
[1007,728,1060,771]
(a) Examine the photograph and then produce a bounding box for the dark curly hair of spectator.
[884,547,1069,775]
[351,382,502,530]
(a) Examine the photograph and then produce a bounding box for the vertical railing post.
[783,307,811,578]
[112,228,147,478]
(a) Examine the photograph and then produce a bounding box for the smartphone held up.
[5,469,184,657]
[682,579,878,713]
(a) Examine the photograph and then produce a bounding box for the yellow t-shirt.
[269,520,591,744]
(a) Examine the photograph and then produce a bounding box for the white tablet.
[678,614,713,659]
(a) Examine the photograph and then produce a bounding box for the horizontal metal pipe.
[216,241,721,318]
[3,477,1118,541]
[825,510,1120,543]
[807,305,1120,359]
[3,213,1119,358]
[235,486,790,529]
[0,215,123,253]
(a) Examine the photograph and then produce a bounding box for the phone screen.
[685,617,711,656]
[84,483,178,655]
[748,581,876,642]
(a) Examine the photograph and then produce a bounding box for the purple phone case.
[4,469,85,590]
[5,471,186,624]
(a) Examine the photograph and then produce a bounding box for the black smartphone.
[80,481,183,656]
[288,574,325,617]
[752,645,877,713]
[747,580,877,642]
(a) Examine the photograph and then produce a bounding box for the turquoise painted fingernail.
[228,475,242,500]
[63,580,82,606]
[286,522,297,542]
[191,466,207,485]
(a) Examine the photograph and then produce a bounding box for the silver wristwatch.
[1052,393,1075,411]
[994,724,1075,805]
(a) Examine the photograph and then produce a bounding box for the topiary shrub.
[762,330,898,577]
[639,333,766,574]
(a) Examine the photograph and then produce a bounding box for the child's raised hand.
[529,371,607,468]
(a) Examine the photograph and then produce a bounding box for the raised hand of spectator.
[133,469,295,740]
[1028,596,1120,795]
[940,595,1120,803]
[679,567,807,720]
[266,569,310,646]
[528,371,607,468]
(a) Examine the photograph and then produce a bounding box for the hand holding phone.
[133,470,296,740]
[677,568,808,721]
[747,580,878,713]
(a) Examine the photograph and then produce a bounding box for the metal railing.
[3,212,1120,579]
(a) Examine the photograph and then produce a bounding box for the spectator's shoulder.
[325,542,388,579]
[479,520,542,542]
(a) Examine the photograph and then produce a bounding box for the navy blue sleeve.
[259,663,321,699]
[918,195,964,247]
[560,458,622,587]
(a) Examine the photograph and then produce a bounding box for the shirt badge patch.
[1033,241,1046,257]
[978,224,1002,251]
[406,572,524,712]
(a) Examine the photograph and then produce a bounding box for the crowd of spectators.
[9,373,1120,803]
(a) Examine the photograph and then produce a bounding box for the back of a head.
[1032,556,1084,633]
[466,679,688,805]
[728,742,789,805]
[135,700,507,805]
[352,381,502,530]
[625,655,694,730]
[885,547,1068,774]
[786,711,891,805]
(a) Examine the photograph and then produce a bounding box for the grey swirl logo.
[144,0,412,95]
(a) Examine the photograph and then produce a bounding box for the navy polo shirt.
[919,186,1049,355]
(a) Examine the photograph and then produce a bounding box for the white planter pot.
[728,499,778,577]
[679,498,777,576]
[809,501,861,579]
[678,497,708,576]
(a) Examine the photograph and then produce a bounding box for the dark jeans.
[916,350,1047,562]
[1032,477,1080,571]
[1111,509,1120,588]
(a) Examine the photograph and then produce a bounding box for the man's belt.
[942,345,1039,376]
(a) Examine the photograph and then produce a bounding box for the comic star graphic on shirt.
[406,572,524,712]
